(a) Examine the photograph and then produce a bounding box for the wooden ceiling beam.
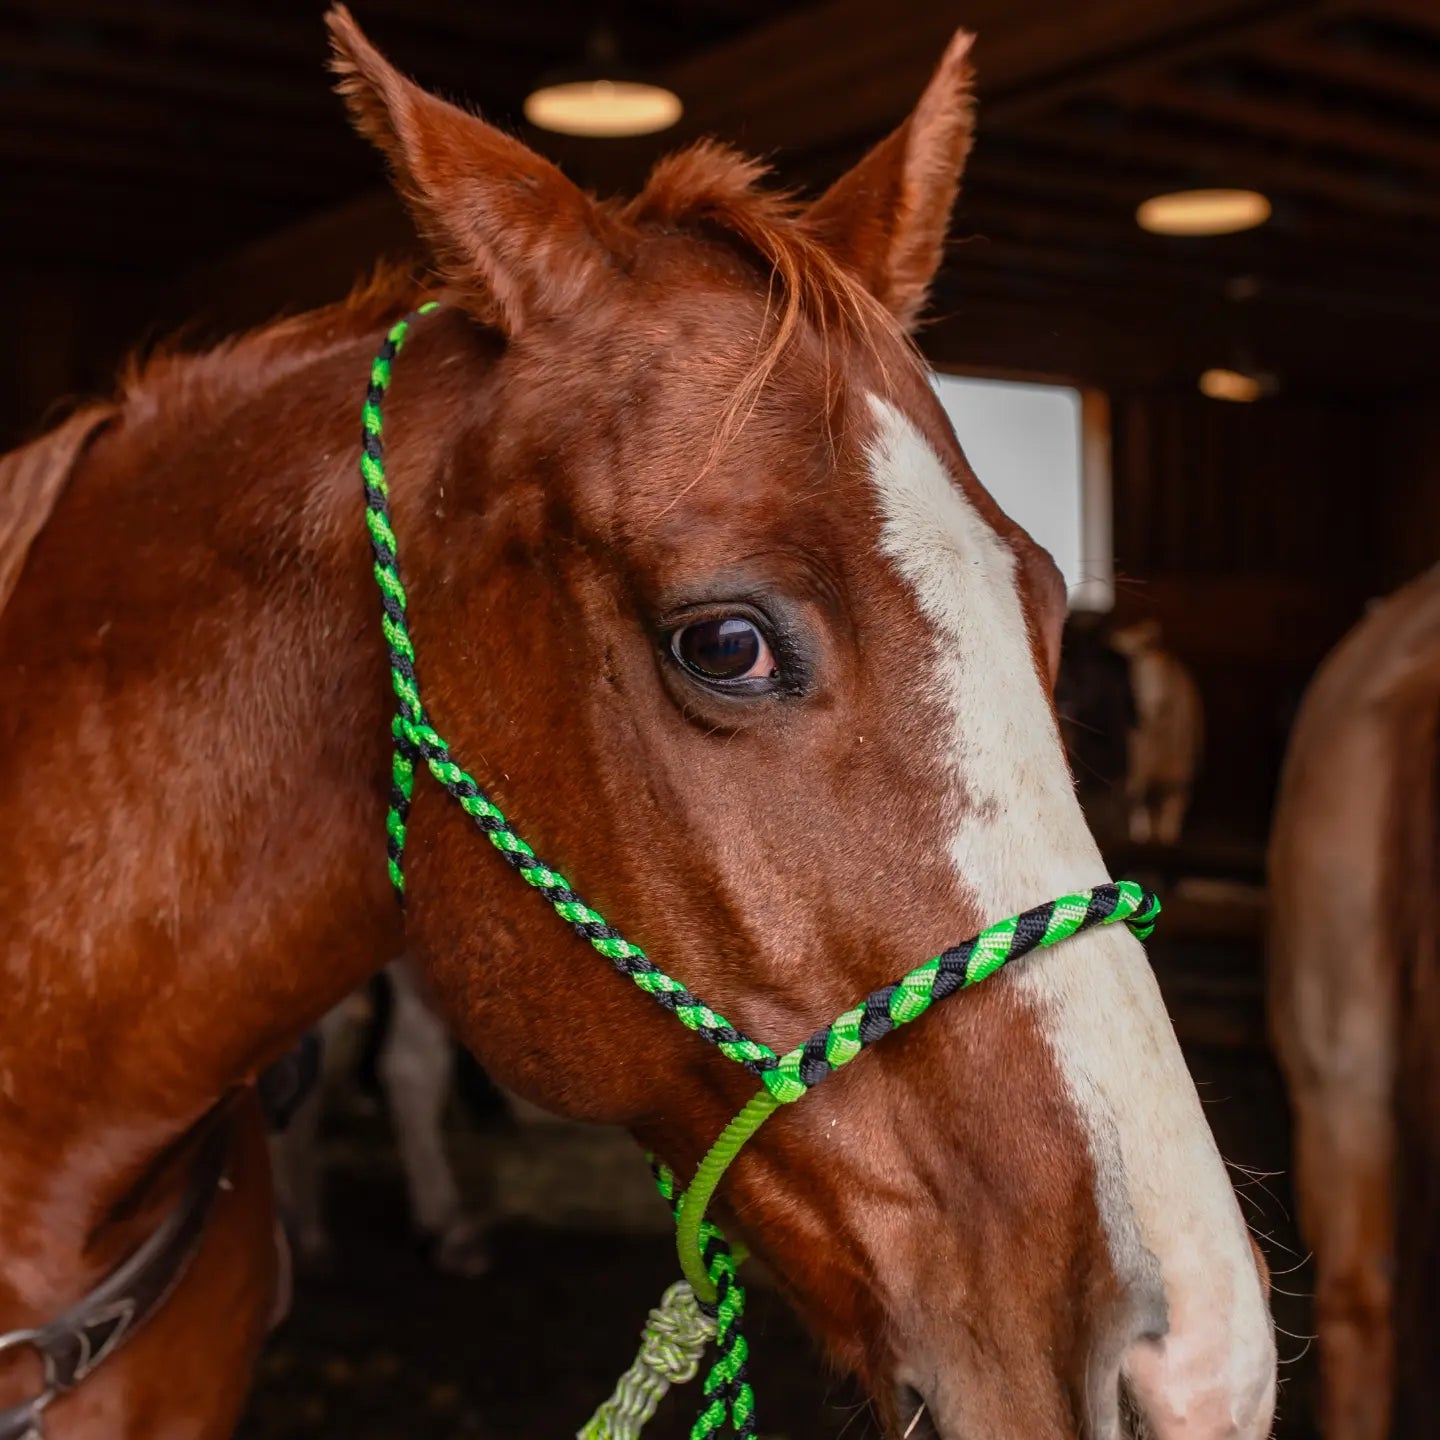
[0,16,527,126]
[350,0,585,47]
[1356,0,1440,32]
[965,156,1440,268]
[1115,72,1440,177]
[981,1,1327,122]
[0,33,334,116]
[959,185,1440,292]
[1247,30,1440,113]
[2,0,333,63]
[1008,110,1440,218]
[924,270,1439,392]
[943,223,1440,321]
[0,87,366,181]
[658,0,1294,158]
[0,128,347,197]
[0,0,537,96]
[966,147,1181,204]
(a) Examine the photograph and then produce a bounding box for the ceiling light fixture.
[1136,188,1271,237]
[1199,367,1267,403]
[525,79,681,137]
[524,28,681,138]
[1199,277,1278,402]
[1198,367,1262,403]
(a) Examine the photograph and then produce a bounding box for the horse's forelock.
[621,140,923,427]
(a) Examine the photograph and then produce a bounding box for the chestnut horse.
[0,9,1275,1437]
[1269,564,1440,1440]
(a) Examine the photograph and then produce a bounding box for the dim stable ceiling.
[0,0,1437,386]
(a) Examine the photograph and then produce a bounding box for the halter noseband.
[359,305,1160,1440]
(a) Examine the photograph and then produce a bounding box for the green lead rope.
[358,306,1162,1440]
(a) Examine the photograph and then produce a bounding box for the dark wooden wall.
[1106,388,1388,840]
[927,301,1434,849]
[1374,393,1440,592]
[0,267,149,449]
[1102,385,1437,842]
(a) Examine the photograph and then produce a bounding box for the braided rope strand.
[762,880,1161,1104]
[577,1281,717,1440]
[360,306,778,1075]
[359,306,1162,1440]
[652,1168,758,1440]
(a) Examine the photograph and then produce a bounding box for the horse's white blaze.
[865,397,1275,1438]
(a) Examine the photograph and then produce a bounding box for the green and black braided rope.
[361,305,779,1079]
[760,880,1160,1104]
[358,304,1162,1440]
[653,1166,756,1440]
[360,306,1160,1105]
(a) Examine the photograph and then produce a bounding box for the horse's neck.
[0,317,432,1276]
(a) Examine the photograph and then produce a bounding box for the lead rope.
[358,306,1161,1440]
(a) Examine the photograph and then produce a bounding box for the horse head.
[328,11,1275,1436]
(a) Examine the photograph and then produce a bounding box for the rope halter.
[357,305,1161,1440]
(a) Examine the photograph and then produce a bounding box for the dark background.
[4,1,1438,1435]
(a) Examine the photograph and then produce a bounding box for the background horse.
[0,8,1274,1436]
[1109,620,1204,847]
[1269,563,1440,1440]
[268,959,490,1278]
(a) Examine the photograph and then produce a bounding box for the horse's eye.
[670,617,778,685]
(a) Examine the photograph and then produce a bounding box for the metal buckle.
[0,1329,57,1438]
[0,1327,56,1385]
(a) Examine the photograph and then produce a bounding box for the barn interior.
[3,0,1437,1436]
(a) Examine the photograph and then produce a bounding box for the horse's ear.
[326,5,612,334]
[806,31,976,332]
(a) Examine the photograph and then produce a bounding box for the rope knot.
[577,1282,715,1440]
[637,1281,715,1383]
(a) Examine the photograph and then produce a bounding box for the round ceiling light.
[1199,367,1265,403]
[524,78,682,138]
[1136,189,1271,237]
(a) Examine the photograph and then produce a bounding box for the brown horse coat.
[0,9,1275,1437]
[1269,563,1440,1440]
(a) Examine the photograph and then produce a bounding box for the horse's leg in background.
[1292,1083,1395,1440]
[1154,784,1189,848]
[268,1004,356,1270]
[1274,907,1397,1440]
[381,960,490,1276]
[1125,750,1154,845]
[1270,708,1404,1440]
[1152,656,1203,846]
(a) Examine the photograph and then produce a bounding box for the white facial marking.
[865,396,1275,1439]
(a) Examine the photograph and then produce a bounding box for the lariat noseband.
[359,305,1160,1440]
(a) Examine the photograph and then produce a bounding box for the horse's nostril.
[1121,1327,1277,1440]
[1119,1379,1157,1440]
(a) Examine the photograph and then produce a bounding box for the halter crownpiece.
[358,306,1160,1440]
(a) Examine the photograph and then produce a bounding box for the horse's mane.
[115,141,913,437]
[19,139,913,572]
[116,261,425,428]
[626,140,909,370]
[0,266,425,626]
[2,142,915,620]
[621,140,918,455]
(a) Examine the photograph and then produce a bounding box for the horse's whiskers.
[901,1401,927,1439]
